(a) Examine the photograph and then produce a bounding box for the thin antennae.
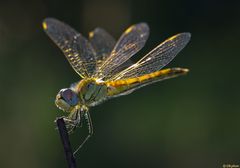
[74,110,93,155]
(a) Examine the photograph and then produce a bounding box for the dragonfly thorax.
[76,79,108,106]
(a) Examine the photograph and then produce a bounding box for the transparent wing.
[111,33,191,80]
[43,18,96,78]
[94,23,149,80]
[88,28,116,66]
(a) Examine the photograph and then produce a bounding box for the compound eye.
[60,89,78,106]
[61,89,72,100]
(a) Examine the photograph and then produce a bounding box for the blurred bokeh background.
[1,0,240,168]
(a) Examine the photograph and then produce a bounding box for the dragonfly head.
[55,88,79,112]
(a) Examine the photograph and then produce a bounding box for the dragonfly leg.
[63,110,81,133]
[55,117,76,131]
[62,117,76,133]
[73,110,93,155]
[78,110,84,128]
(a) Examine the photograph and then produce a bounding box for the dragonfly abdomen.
[107,68,172,87]
[106,68,188,97]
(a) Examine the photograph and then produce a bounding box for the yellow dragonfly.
[43,18,191,153]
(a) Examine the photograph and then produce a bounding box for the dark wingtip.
[42,18,61,30]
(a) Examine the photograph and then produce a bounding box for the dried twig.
[56,117,77,168]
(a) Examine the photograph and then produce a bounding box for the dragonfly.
[43,18,191,154]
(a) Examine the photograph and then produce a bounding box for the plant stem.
[56,117,77,168]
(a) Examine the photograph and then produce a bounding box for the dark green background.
[1,0,240,168]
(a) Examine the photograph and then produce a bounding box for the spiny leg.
[64,119,77,134]
[74,110,93,155]
[63,110,81,134]
[54,117,76,132]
